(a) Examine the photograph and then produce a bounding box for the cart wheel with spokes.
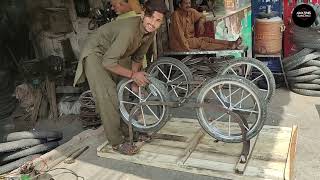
[218,57,275,103]
[147,57,193,100]
[117,79,171,133]
[196,75,267,143]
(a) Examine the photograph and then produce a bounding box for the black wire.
[43,168,85,180]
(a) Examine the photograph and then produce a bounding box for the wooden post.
[46,77,58,120]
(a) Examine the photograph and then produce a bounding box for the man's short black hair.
[144,0,169,17]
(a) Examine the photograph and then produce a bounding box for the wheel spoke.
[209,113,227,125]
[251,74,264,83]
[229,83,232,108]
[146,105,160,121]
[167,65,173,80]
[232,93,252,108]
[143,92,153,101]
[228,114,231,136]
[172,86,179,97]
[120,101,137,105]
[233,107,259,114]
[229,68,238,75]
[210,89,227,108]
[244,64,252,79]
[175,85,188,91]
[157,66,170,82]
[125,86,142,100]
[171,73,184,83]
[141,106,146,127]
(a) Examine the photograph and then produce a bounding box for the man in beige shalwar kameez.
[73,0,168,155]
[169,0,241,51]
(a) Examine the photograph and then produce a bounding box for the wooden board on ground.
[97,118,297,180]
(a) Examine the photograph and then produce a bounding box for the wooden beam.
[285,125,298,180]
[176,129,205,165]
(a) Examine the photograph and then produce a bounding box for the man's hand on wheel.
[132,72,150,87]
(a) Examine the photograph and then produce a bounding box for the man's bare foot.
[112,142,139,155]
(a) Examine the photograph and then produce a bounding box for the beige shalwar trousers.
[83,53,131,146]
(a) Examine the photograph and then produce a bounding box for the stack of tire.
[283,25,320,96]
[0,131,62,174]
[0,70,16,121]
[283,48,320,96]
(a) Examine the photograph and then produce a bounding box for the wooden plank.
[97,118,296,180]
[285,125,298,180]
[31,88,43,124]
[177,129,205,165]
[97,142,264,180]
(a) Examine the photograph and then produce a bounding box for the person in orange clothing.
[169,0,242,51]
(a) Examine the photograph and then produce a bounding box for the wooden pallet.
[97,118,297,180]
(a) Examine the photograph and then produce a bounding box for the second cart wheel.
[196,75,267,143]
[147,57,193,100]
[218,57,276,103]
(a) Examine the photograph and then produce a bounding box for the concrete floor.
[1,88,320,179]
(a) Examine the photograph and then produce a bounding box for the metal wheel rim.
[118,79,167,129]
[221,62,270,101]
[149,62,190,99]
[198,80,262,140]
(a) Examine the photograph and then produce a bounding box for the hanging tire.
[0,142,59,163]
[4,131,63,142]
[218,57,275,103]
[0,139,47,153]
[286,66,320,77]
[147,56,193,100]
[282,48,314,64]
[297,42,320,50]
[196,75,267,143]
[117,77,171,133]
[284,52,320,71]
[291,88,320,97]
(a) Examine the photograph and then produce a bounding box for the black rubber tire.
[0,142,59,163]
[297,43,320,50]
[308,79,320,84]
[0,154,41,175]
[0,139,47,153]
[312,70,320,75]
[290,83,320,90]
[304,60,320,67]
[291,88,320,97]
[117,78,171,133]
[4,131,63,142]
[196,75,267,143]
[218,57,276,103]
[286,66,320,77]
[147,56,193,99]
[287,74,320,83]
[282,48,314,64]
[284,52,320,71]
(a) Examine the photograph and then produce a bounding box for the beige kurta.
[169,8,232,51]
[74,16,154,86]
